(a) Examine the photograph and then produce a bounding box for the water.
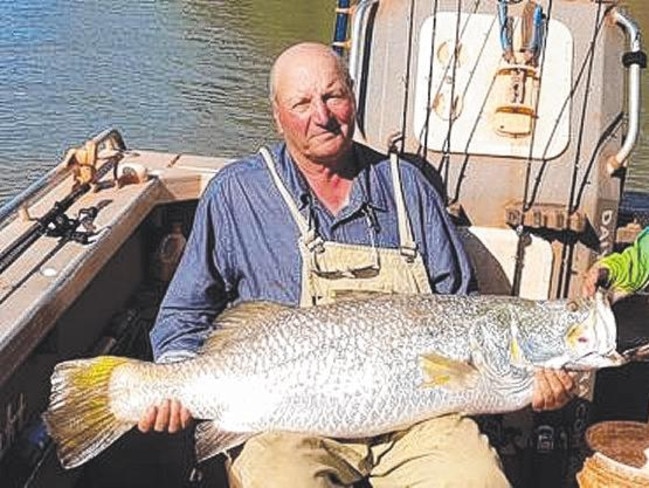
[0,0,333,202]
[0,0,648,202]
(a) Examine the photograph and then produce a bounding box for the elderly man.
[140,42,574,487]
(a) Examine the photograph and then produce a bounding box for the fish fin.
[194,421,253,462]
[214,301,294,331]
[419,353,480,390]
[328,290,392,302]
[42,356,136,469]
[201,302,294,355]
[510,337,521,362]
[510,334,527,366]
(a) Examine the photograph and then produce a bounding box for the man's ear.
[271,101,284,136]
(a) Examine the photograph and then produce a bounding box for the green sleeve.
[599,226,649,294]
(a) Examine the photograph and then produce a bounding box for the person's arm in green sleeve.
[582,227,649,300]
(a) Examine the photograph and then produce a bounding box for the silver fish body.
[45,291,621,468]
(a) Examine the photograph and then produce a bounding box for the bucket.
[577,421,649,487]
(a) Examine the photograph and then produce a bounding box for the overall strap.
[258,147,323,251]
[389,152,417,260]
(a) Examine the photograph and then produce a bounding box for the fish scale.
[44,291,630,469]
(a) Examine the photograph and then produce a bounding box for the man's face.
[272,53,356,166]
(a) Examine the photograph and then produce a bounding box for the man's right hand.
[138,398,193,433]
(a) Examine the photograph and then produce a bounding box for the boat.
[0,1,646,486]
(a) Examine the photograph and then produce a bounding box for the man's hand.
[531,369,576,411]
[138,399,193,433]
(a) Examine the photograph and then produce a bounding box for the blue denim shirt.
[150,142,475,362]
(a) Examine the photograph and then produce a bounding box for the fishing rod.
[555,1,606,299]
[0,129,125,276]
[438,0,464,186]
[419,0,441,160]
[510,0,550,297]
[421,0,484,179]
[0,182,91,275]
[0,202,108,307]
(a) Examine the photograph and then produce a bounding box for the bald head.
[268,42,357,169]
[269,43,352,102]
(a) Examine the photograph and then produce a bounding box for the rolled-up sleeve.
[423,194,475,295]
[600,226,649,295]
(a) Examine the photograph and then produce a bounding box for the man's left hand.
[531,369,576,411]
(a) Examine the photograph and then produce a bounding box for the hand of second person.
[581,264,609,298]
[137,398,193,433]
[531,369,576,411]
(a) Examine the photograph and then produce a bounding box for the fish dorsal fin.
[508,322,531,368]
[194,420,253,462]
[215,301,293,329]
[200,301,293,355]
[419,353,480,390]
[329,290,393,303]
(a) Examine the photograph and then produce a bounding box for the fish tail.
[43,355,135,469]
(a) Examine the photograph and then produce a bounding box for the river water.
[0,0,648,203]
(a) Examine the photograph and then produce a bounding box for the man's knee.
[228,432,363,488]
[423,416,511,487]
[371,415,511,488]
[229,433,310,486]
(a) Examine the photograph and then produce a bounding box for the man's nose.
[312,98,331,124]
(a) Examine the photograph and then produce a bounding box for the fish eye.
[567,301,579,312]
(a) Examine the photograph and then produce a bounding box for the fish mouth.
[562,349,627,370]
[560,291,621,369]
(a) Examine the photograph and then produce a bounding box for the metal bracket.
[504,202,587,233]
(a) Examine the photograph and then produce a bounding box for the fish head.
[539,291,624,370]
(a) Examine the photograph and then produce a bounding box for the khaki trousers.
[227,414,511,488]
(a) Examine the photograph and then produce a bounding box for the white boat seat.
[458,226,553,299]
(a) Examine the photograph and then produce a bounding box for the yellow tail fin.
[43,356,135,469]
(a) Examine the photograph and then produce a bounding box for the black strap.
[622,50,647,69]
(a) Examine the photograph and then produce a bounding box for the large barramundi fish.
[44,292,645,469]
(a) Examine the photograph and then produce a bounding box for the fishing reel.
[41,205,101,245]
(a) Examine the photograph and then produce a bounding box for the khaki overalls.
[228,148,510,488]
